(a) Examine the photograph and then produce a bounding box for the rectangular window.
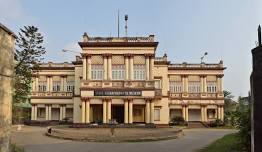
[66,81,75,92]
[112,65,125,80]
[188,82,201,93]
[154,108,160,121]
[155,79,162,89]
[134,64,145,80]
[169,81,182,93]
[207,82,217,93]
[52,81,61,92]
[37,107,45,118]
[38,81,47,92]
[91,65,104,80]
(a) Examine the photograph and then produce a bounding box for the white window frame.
[207,82,217,93]
[154,108,160,121]
[66,81,74,92]
[52,81,61,92]
[188,82,201,93]
[112,65,125,80]
[169,81,182,93]
[134,64,146,80]
[155,79,162,89]
[38,81,47,92]
[91,65,104,80]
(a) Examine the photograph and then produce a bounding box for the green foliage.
[223,90,237,126]
[198,133,240,152]
[171,116,186,126]
[209,119,224,127]
[13,26,45,103]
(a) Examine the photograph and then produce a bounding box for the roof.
[0,23,17,38]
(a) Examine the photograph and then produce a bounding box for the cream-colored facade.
[30,33,225,125]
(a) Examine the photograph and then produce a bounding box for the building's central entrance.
[112,105,124,124]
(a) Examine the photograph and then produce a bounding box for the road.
[11,126,236,152]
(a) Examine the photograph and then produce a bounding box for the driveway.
[11,126,236,152]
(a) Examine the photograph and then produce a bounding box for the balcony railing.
[81,80,155,89]
[169,92,223,99]
[31,91,73,98]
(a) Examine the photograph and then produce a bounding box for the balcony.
[169,92,224,99]
[81,80,155,90]
[31,91,73,98]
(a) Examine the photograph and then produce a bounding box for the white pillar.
[185,106,189,121]
[145,100,150,123]
[48,105,52,120]
[35,77,39,91]
[146,55,150,80]
[49,76,53,92]
[182,106,186,120]
[204,106,207,122]
[185,76,188,93]
[103,55,108,80]
[83,56,87,80]
[218,106,221,120]
[103,100,107,123]
[81,101,86,123]
[107,100,111,123]
[221,106,224,121]
[87,56,91,80]
[47,77,50,92]
[129,56,134,80]
[59,106,63,121]
[108,55,112,80]
[128,100,133,123]
[60,77,64,92]
[85,100,90,123]
[201,106,204,122]
[150,56,154,80]
[34,106,38,120]
[150,100,154,123]
[125,56,129,80]
[62,106,66,119]
[200,76,204,93]
[203,76,207,93]
[124,100,129,124]
[45,105,49,120]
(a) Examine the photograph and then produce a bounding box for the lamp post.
[200,52,208,63]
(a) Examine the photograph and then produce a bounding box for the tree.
[14,26,45,103]
[223,90,237,125]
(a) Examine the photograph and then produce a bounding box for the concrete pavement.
[11,126,236,152]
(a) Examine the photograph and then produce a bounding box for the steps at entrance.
[188,121,208,128]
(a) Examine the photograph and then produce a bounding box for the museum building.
[30,33,225,125]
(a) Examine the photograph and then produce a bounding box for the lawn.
[198,133,240,152]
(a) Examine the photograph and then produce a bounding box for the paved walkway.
[11,126,236,152]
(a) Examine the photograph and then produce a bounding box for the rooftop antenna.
[125,14,128,37]
[117,10,120,37]
[258,25,261,46]
[201,52,208,63]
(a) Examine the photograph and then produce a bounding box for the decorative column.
[35,77,39,91]
[59,106,63,121]
[103,99,107,123]
[103,55,108,80]
[49,76,53,92]
[182,106,186,120]
[200,75,204,93]
[217,75,223,93]
[129,55,134,80]
[201,106,204,122]
[150,55,154,80]
[185,76,188,93]
[221,106,224,121]
[107,99,112,123]
[217,106,221,120]
[185,106,189,121]
[146,54,150,80]
[60,76,64,92]
[85,99,90,123]
[31,105,35,120]
[124,54,129,80]
[150,100,154,123]
[48,105,52,120]
[203,76,207,93]
[83,55,87,80]
[87,55,91,80]
[62,106,66,119]
[108,55,112,80]
[81,101,86,123]
[34,105,38,120]
[46,76,50,92]
[204,106,207,122]
[145,100,150,123]
[45,105,49,120]
[63,76,67,92]
[128,99,133,123]
[124,99,129,124]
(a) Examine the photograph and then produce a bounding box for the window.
[52,81,61,92]
[37,107,45,118]
[91,65,103,80]
[66,81,74,92]
[155,79,162,89]
[207,82,217,93]
[112,65,125,80]
[154,108,160,121]
[169,81,182,93]
[134,64,145,80]
[38,81,47,92]
[188,82,201,93]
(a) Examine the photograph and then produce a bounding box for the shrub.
[209,119,224,127]
[171,116,186,126]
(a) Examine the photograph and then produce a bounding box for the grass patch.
[10,144,25,152]
[198,133,240,152]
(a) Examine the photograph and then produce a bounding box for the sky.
[1,0,262,99]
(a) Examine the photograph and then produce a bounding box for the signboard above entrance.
[94,90,142,96]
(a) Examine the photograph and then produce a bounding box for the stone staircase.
[187,121,209,128]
